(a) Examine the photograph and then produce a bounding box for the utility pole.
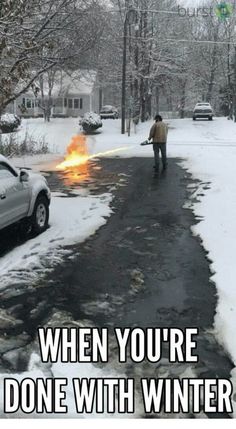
[232,0,236,121]
[121,14,128,135]
[227,42,232,119]
[232,46,236,122]
[121,6,138,135]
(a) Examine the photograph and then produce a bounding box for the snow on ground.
[18,117,80,154]
[168,120,236,365]
[0,353,135,418]
[1,116,236,416]
[0,192,112,290]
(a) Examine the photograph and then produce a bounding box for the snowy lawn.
[168,119,236,368]
[17,117,80,154]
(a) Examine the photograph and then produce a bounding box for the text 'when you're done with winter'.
[3,328,233,416]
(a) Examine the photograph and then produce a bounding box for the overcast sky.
[180,0,205,5]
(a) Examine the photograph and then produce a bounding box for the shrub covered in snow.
[80,112,102,134]
[0,114,21,134]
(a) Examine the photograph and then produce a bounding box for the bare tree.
[0,0,106,114]
[95,0,236,126]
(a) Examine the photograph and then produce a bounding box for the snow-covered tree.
[95,0,236,123]
[0,0,106,115]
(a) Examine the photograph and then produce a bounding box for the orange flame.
[56,135,131,171]
[56,135,89,170]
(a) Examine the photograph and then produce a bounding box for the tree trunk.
[180,81,187,119]
[133,11,140,124]
[206,31,218,103]
[227,43,233,119]
[233,47,236,122]
[155,86,160,114]
[140,77,146,122]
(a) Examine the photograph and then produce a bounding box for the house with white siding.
[6,70,100,118]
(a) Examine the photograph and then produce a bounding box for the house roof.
[57,70,97,96]
[23,70,97,98]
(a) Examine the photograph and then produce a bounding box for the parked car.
[193,103,214,121]
[100,105,119,119]
[0,155,51,235]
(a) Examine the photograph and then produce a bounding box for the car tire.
[31,195,49,235]
[209,117,213,121]
[193,117,196,121]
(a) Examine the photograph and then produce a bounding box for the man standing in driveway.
[148,114,168,175]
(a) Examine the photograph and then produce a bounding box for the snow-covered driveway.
[37,116,236,373]
[1,117,236,402]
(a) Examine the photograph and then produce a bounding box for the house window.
[64,98,67,107]
[68,99,73,109]
[56,98,62,107]
[26,99,32,108]
[80,98,83,109]
[74,99,79,109]
[22,97,26,107]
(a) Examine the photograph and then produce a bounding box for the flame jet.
[56,135,131,171]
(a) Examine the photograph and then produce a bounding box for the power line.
[101,8,236,46]
[103,7,236,18]
[101,8,178,15]
[165,38,236,46]
[115,34,236,46]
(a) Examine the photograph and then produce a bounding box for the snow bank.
[0,192,112,290]
[166,119,236,362]
[0,354,131,418]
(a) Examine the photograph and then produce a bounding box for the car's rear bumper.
[100,113,118,119]
[193,114,213,118]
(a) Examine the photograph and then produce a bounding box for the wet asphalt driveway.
[0,157,234,418]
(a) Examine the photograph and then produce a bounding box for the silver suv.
[0,155,51,235]
[193,103,213,121]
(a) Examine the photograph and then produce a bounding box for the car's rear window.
[101,106,115,112]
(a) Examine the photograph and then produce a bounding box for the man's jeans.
[153,143,167,170]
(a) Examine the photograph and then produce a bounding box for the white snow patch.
[0,353,136,418]
[0,192,112,289]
